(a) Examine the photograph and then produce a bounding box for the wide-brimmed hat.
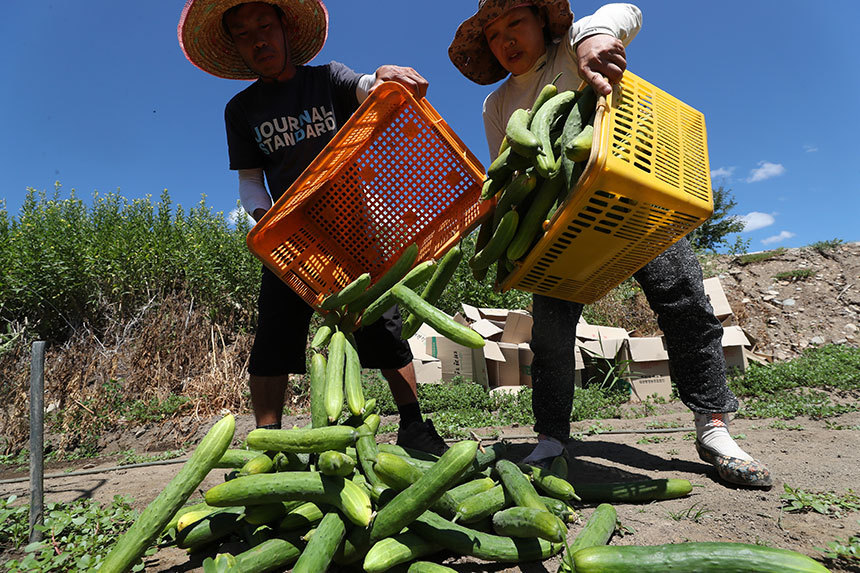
[449,0,572,85]
[178,0,329,80]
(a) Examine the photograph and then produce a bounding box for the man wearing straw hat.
[448,1,773,487]
[178,1,448,455]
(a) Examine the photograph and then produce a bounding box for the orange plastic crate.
[499,71,714,303]
[247,82,490,310]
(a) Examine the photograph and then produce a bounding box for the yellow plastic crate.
[499,70,714,303]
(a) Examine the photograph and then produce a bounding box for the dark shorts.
[248,267,413,376]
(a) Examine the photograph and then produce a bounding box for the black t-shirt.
[225,61,362,202]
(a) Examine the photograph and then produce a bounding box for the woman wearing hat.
[178,1,448,455]
[449,1,772,487]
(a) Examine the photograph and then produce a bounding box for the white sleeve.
[568,3,642,49]
[238,168,272,215]
[483,93,506,162]
[356,73,376,104]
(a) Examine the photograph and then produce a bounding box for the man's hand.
[252,208,268,223]
[372,65,428,99]
[575,34,627,96]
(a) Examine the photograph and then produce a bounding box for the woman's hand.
[575,34,627,96]
[372,65,429,98]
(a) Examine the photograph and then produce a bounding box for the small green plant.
[773,268,815,281]
[667,502,711,523]
[817,521,860,563]
[681,431,697,441]
[615,518,636,537]
[780,484,860,517]
[645,420,684,429]
[736,247,784,265]
[824,420,860,431]
[810,238,844,255]
[636,435,672,444]
[769,419,805,431]
[1,494,140,572]
[117,448,185,466]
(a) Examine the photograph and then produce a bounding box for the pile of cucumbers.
[471,75,598,285]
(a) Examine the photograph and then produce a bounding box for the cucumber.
[292,512,346,573]
[401,246,463,339]
[161,501,212,535]
[318,449,357,477]
[343,337,365,416]
[433,476,497,518]
[174,506,245,550]
[100,414,234,573]
[364,532,443,573]
[272,451,308,472]
[310,310,340,349]
[491,506,566,543]
[361,259,437,326]
[532,90,579,177]
[349,243,419,312]
[408,562,458,573]
[487,145,532,181]
[344,397,377,427]
[375,451,424,491]
[469,209,518,271]
[325,330,347,423]
[492,170,539,229]
[455,484,509,523]
[520,464,579,502]
[470,220,494,282]
[355,417,386,489]
[572,542,832,573]
[232,537,301,572]
[572,478,693,503]
[411,510,564,562]
[560,84,597,186]
[569,503,616,553]
[175,508,216,532]
[243,501,296,526]
[505,108,542,158]
[370,440,479,542]
[481,174,505,201]
[391,284,484,349]
[245,425,356,453]
[321,272,371,310]
[565,123,594,162]
[506,171,563,261]
[527,74,562,127]
[550,455,568,479]
[495,459,547,512]
[278,501,324,532]
[214,448,261,469]
[239,452,274,476]
[309,352,328,428]
[540,495,577,523]
[204,472,372,527]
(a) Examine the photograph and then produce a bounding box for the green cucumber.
[161,501,212,535]
[572,478,693,502]
[370,440,479,542]
[549,455,568,479]
[527,74,562,127]
[100,414,235,573]
[492,169,539,229]
[375,451,423,491]
[204,472,372,527]
[495,459,547,512]
[401,246,463,339]
[505,108,542,158]
[321,272,371,310]
[232,537,301,572]
[408,562,458,573]
[243,501,296,526]
[521,463,579,502]
[214,448,261,469]
[391,284,484,349]
[325,330,347,423]
[540,495,577,523]
[533,90,579,178]
[364,532,442,573]
[455,484,509,523]
[569,503,616,553]
[309,352,328,428]
[506,171,564,261]
[349,243,419,312]
[239,452,274,476]
[318,449,357,477]
[411,510,564,562]
[565,123,594,162]
[245,425,356,453]
[344,397,377,427]
[433,476,497,518]
[278,501,324,532]
[361,259,437,326]
[572,542,832,573]
[469,209,518,271]
[491,506,566,543]
[292,512,347,573]
[343,337,365,416]
[487,145,532,181]
[560,84,597,187]
[355,416,386,489]
[311,310,340,349]
[174,506,245,551]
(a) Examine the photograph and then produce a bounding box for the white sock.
[695,412,753,461]
[523,436,565,464]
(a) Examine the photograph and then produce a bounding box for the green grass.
[781,484,860,517]
[773,268,815,281]
[736,248,784,265]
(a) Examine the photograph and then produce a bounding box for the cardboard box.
[419,321,491,388]
[722,325,752,373]
[626,337,673,402]
[488,342,520,387]
[703,277,734,321]
[470,319,504,341]
[518,343,533,387]
[406,330,443,384]
[501,310,533,344]
[576,323,630,342]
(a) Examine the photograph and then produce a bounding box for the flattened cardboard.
[722,325,752,374]
[471,319,504,341]
[460,303,482,323]
[576,324,630,342]
[703,277,733,320]
[501,310,533,344]
[478,307,511,321]
[518,343,533,387]
[412,357,443,384]
[488,342,520,387]
[628,376,673,402]
[579,338,629,360]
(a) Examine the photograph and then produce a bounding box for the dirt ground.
[2,403,858,572]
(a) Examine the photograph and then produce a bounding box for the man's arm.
[568,3,642,95]
[369,65,429,99]
[238,168,272,221]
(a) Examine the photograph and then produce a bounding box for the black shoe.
[396,419,448,457]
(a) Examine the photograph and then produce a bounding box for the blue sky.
[2,1,858,250]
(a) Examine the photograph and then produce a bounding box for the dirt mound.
[708,241,860,360]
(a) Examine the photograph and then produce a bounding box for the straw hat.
[178,0,329,80]
[448,0,572,85]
